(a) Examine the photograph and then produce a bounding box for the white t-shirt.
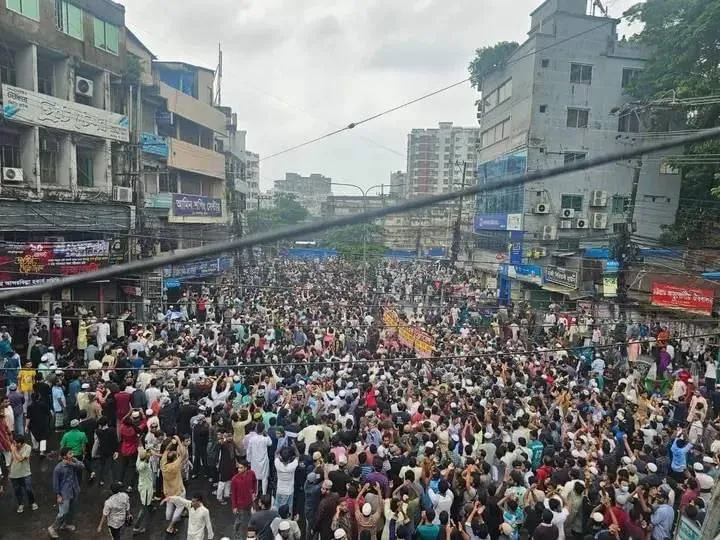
[428,488,454,524]
[274,457,298,495]
[551,508,569,540]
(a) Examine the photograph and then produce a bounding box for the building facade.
[472,0,683,303]
[0,0,135,311]
[274,172,332,216]
[389,170,406,198]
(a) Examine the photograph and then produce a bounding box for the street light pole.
[329,182,387,290]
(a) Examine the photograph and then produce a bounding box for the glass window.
[93,17,119,54]
[76,148,94,187]
[561,194,583,211]
[56,0,83,40]
[570,63,593,84]
[159,172,178,193]
[563,152,586,164]
[498,79,512,103]
[618,112,640,133]
[0,132,21,169]
[622,68,642,88]
[6,0,39,20]
[567,108,589,128]
[612,196,628,214]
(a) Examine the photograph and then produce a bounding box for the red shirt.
[115,391,132,419]
[119,423,140,456]
[231,470,257,510]
[604,505,629,532]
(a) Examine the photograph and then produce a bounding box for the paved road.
[2,451,237,540]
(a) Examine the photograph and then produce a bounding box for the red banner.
[651,282,714,315]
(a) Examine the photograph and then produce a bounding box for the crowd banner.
[651,282,714,315]
[383,308,434,357]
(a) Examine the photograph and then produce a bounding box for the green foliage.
[624,0,720,245]
[319,223,386,264]
[245,192,310,235]
[125,53,142,86]
[468,41,519,90]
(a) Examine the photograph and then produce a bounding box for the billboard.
[2,84,129,142]
[651,282,714,315]
[168,194,225,224]
[544,266,579,288]
[0,240,109,288]
[163,256,232,281]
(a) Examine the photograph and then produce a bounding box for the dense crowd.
[0,258,719,540]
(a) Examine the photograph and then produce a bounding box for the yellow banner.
[383,308,434,357]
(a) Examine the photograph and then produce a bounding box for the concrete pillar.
[58,135,76,188]
[93,140,112,191]
[19,126,40,192]
[15,43,37,91]
[53,57,73,101]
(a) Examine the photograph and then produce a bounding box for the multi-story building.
[243,150,260,210]
[406,122,480,197]
[472,0,682,303]
[389,171,406,198]
[274,172,332,216]
[0,0,135,312]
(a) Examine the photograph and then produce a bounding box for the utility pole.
[450,160,468,264]
[615,159,641,322]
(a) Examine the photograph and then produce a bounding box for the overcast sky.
[118,0,639,195]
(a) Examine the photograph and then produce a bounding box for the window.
[539,105,547,113]
[563,152,586,164]
[570,63,593,84]
[93,17,119,54]
[612,196,628,214]
[561,194,583,211]
[480,118,510,148]
[0,56,16,86]
[613,223,627,233]
[0,132,21,169]
[660,161,679,175]
[566,108,589,128]
[6,0,39,20]
[481,79,512,113]
[37,59,54,95]
[159,172,178,193]
[56,0,83,39]
[541,59,550,68]
[497,79,512,103]
[76,148,94,187]
[39,133,59,184]
[622,68,642,88]
[618,112,640,133]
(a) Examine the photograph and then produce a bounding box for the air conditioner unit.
[592,212,608,229]
[560,208,576,219]
[560,220,573,229]
[75,76,94,98]
[534,203,549,214]
[113,186,133,203]
[576,217,589,229]
[2,167,24,183]
[542,225,556,240]
[590,190,608,207]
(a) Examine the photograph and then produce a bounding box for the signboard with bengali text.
[651,282,714,315]
[383,308,434,357]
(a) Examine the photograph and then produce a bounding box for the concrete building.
[389,170,406,198]
[243,150,260,210]
[274,172,332,216]
[472,0,682,303]
[0,0,134,309]
[406,122,480,197]
[322,194,391,217]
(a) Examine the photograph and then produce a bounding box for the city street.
[1,451,236,540]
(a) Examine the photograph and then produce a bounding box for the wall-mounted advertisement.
[2,84,129,142]
[168,194,226,224]
[651,282,714,315]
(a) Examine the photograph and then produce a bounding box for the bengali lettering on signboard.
[163,257,232,280]
[1,84,129,142]
[170,194,223,218]
[544,266,579,288]
[0,240,109,288]
[383,308,434,357]
[651,282,714,315]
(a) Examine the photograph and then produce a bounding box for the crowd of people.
[0,258,719,540]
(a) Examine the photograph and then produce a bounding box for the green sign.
[675,516,701,540]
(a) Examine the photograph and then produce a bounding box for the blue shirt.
[671,439,693,472]
[53,460,84,500]
[650,504,674,540]
[52,386,66,412]
[528,440,544,470]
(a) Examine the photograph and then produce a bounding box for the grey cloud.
[365,41,468,72]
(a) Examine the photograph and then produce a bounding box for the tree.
[319,222,387,264]
[624,0,720,246]
[245,192,310,235]
[468,41,519,90]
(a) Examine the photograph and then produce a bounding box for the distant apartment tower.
[389,171,407,198]
[274,172,332,216]
[406,122,480,197]
[473,0,681,253]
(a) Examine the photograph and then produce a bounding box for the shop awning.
[541,283,576,296]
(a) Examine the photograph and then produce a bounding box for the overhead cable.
[1,126,719,302]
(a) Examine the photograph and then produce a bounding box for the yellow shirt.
[19,369,36,393]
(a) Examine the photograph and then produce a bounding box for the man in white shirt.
[163,494,214,540]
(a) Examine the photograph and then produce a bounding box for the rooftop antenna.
[592,0,609,17]
[214,43,223,106]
